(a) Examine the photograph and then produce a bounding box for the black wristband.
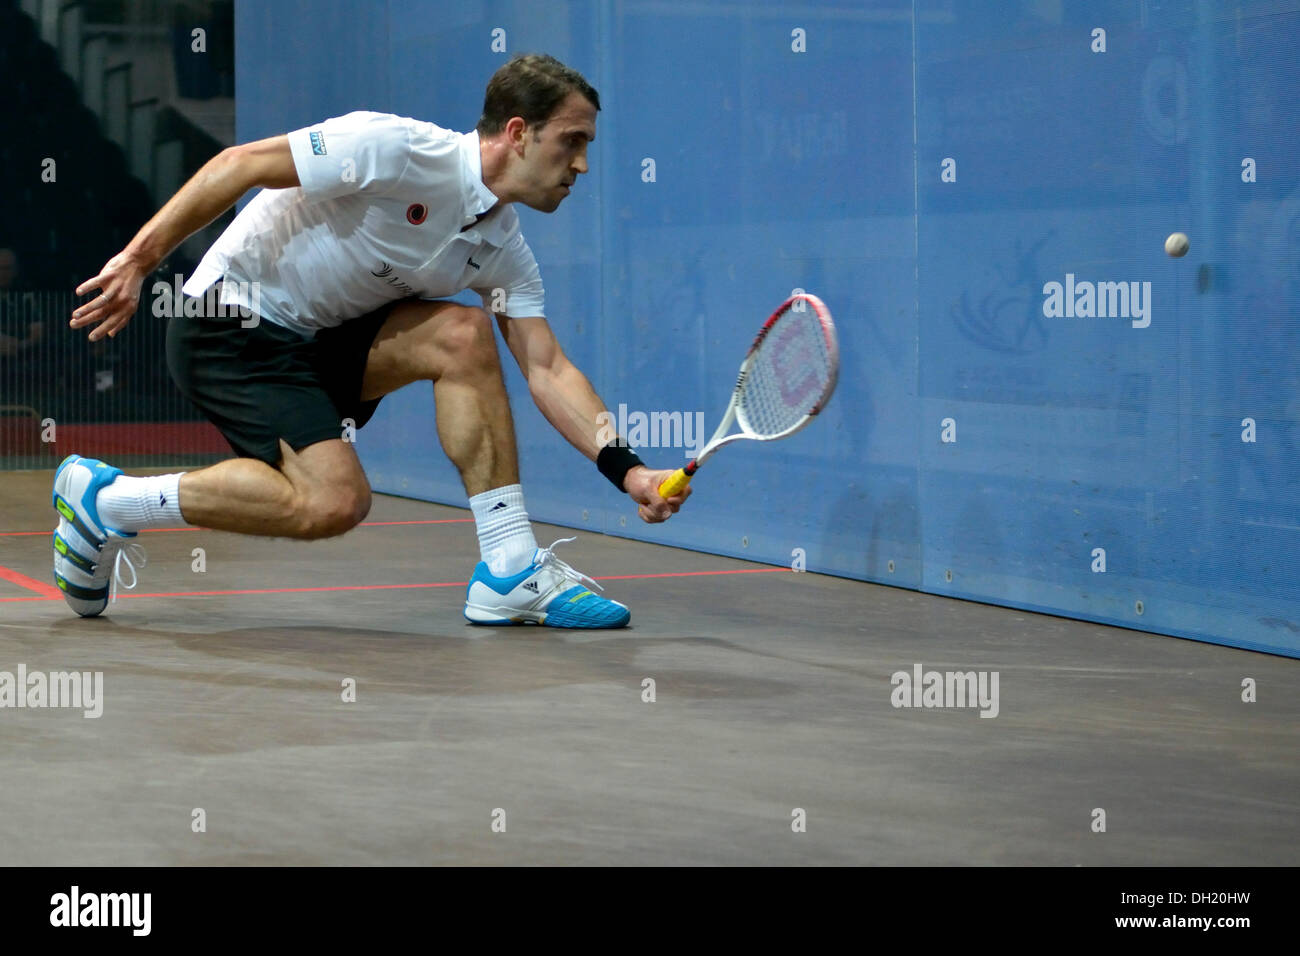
[596,440,644,492]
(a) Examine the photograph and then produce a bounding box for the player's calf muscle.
[176,450,370,539]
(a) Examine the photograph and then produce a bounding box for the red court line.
[0,567,788,603]
[594,568,788,581]
[0,518,475,537]
[0,564,63,599]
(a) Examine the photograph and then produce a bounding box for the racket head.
[732,293,839,441]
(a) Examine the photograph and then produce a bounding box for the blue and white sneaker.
[52,454,146,617]
[464,537,630,628]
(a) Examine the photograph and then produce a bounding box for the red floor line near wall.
[0,564,62,598]
[0,567,788,603]
[593,569,787,581]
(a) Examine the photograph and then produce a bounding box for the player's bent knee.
[349,485,373,528]
[298,485,371,539]
[436,306,499,373]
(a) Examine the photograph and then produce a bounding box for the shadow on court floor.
[1,469,1297,865]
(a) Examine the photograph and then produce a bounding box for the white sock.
[468,484,538,576]
[97,473,186,532]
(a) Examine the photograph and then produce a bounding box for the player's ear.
[504,116,528,152]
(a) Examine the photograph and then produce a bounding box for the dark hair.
[476,54,600,136]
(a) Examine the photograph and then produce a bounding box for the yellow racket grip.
[658,461,698,498]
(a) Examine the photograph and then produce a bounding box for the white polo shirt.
[182,111,545,335]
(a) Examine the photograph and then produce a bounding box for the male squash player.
[53,53,688,627]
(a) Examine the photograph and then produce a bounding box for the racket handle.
[658,461,698,498]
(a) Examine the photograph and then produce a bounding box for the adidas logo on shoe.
[522,579,540,594]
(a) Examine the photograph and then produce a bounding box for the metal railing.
[0,288,224,470]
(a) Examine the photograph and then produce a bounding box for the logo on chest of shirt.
[406,203,427,225]
[371,262,416,298]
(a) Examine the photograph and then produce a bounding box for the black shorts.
[166,298,391,464]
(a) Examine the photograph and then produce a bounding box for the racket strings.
[737,308,834,437]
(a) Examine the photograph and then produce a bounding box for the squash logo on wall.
[950,230,1053,355]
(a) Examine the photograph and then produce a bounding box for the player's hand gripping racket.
[658,293,839,499]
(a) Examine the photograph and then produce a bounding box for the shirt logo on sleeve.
[309,131,327,155]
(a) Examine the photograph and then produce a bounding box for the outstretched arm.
[495,314,691,523]
[71,135,298,341]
